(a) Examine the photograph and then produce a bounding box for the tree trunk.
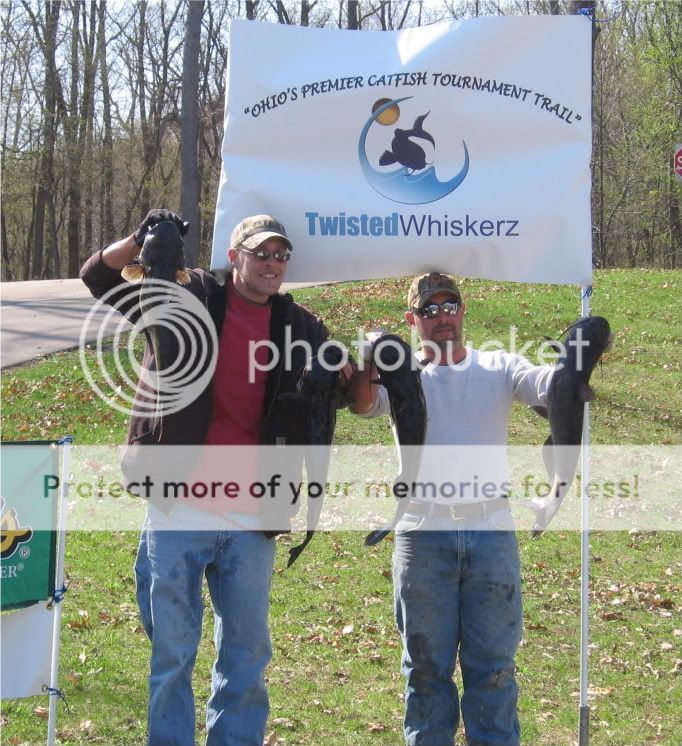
[348,0,358,29]
[47,191,60,278]
[81,1,98,264]
[25,0,61,278]
[65,0,81,277]
[180,0,204,268]
[136,1,150,214]
[1,207,11,281]
[98,0,114,242]
[670,162,681,269]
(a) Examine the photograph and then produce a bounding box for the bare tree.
[97,0,114,244]
[22,0,62,278]
[180,0,204,266]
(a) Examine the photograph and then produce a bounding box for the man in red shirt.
[81,210,351,746]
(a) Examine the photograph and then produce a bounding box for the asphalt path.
[0,278,325,369]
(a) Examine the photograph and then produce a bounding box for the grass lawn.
[1,269,680,745]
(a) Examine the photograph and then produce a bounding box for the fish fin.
[579,383,595,402]
[287,530,315,567]
[532,405,548,419]
[542,435,554,479]
[121,264,144,282]
[379,150,398,166]
[365,528,391,546]
[176,269,191,285]
[543,336,562,354]
[411,113,435,146]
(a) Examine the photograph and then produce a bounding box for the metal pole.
[579,289,591,745]
[47,438,72,746]
[575,2,598,739]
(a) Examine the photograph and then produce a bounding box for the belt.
[407,496,510,520]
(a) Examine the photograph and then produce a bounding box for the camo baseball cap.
[230,215,292,251]
[407,272,462,310]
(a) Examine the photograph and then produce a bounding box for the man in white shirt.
[350,272,553,746]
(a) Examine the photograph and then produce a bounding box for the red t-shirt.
[204,282,271,445]
[197,282,272,514]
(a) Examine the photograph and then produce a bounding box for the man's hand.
[135,209,189,248]
[359,327,388,367]
[348,328,387,414]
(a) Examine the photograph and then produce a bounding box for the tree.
[180,0,204,267]
[97,0,114,244]
[22,0,62,278]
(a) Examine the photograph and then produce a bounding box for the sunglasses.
[415,301,460,319]
[240,247,291,263]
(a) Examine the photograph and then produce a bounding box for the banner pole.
[575,3,597,741]
[47,438,72,746]
[578,287,591,745]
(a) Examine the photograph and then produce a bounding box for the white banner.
[212,17,593,285]
[0,603,54,699]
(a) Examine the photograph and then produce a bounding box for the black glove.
[134,209,189,247]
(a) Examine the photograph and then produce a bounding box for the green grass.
[1,270,681,745]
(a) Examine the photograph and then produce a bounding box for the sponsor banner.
[212,17,592,285]
[19,445,682,533]
[0,444,58,611]
[0,602,54,699]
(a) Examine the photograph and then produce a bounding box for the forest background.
[1,0,681,282]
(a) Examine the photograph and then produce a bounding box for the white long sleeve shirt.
[361,348,553,503]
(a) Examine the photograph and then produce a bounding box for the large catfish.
[528,315,612,536]
[365,333,427,546]
[287,343,344,566]
[121,220,191,437]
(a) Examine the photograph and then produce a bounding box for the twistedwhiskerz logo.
[0,497,33,560]
[304,211,520,238]
[358,96,469,205]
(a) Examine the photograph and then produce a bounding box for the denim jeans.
[135,505,276,746]
[392,509,522,746]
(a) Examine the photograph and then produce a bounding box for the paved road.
[1,278,326,369]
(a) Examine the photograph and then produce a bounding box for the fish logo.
[379,112,435,172]
[0,497,33,560]
[358,97,470,205]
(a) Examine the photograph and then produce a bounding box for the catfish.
[121,220,191,437]
[287,343,344,566]
[379,112,435,172]
[365,333,427,546]
[528,316,613,536]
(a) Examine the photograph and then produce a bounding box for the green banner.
[0,443,59,611]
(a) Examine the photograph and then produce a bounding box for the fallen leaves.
[67,609,90,630]
[367,722,386,732]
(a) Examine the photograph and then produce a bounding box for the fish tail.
[379,150,399,166]
[411,113,435,146]
[364,528,391,546]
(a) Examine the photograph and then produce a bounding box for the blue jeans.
[135,506,276,746]
[392,509,522,746]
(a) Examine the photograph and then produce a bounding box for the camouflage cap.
[230,215,292,251]
[407,272,462,310]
